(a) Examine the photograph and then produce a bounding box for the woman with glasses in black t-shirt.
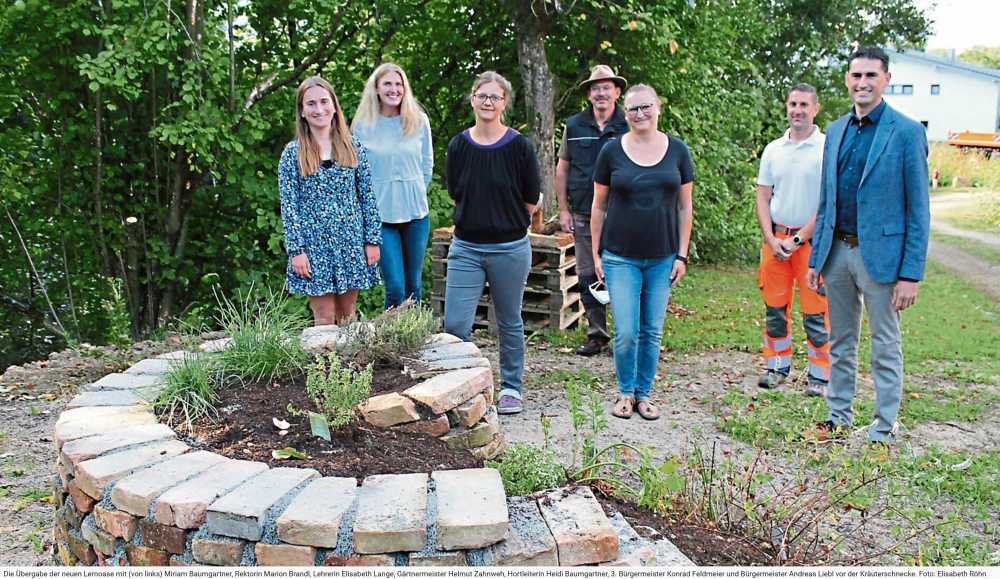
[443,71,542,415]
[591,84,695,421]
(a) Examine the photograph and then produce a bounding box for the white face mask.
[589,280,610,305]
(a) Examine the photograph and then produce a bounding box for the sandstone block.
[424,333,463,347]
[353,473,428,554]
[67,531,97,565]
[94,505,137,540]
[392,415,450,437]
[441,407,499,450]
[61,424,176,467]
[602,512,656,567]
[54,406,157,447]
[652,537,695,566]
[448,394,488,428]
[206,467,318,541]
[155,459,268,529]
[359,392,420,427]
[323,553,395,566]
[61,497,86,528]
[410,552,468,566]
[492,496,558,566]
[255,543,317,566]
[66,479,96,513]
[140,520,188,555]
[404,367,492,415]
[192,535,245,566]
[300,325,350,353]
[418,341,481,362]
[199,338,232,353]
[124,358,175,375]
[112,450,227,516]
[406,356,491,379]
[469,433,506,460]
[538,486,619,566]
[75,439,190,499]
[88,372,163,391]
[126,544,171,566]
[66,389,144,409]
[434,468,508,550]
[277,477,358,548]
[82,520,117,556]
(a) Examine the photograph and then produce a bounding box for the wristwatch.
[792,235,804,246]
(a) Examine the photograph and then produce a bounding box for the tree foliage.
[0,0,929,368]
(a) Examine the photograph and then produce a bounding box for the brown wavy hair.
[295,76,357,176]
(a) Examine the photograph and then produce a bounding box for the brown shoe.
[612,395,634,419]
[576,338,608,357]
[635,400,660,421]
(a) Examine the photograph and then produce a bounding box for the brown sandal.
[635,400,660,421]
[612,395,634,419]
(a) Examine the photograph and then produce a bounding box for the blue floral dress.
[278,138,382,295]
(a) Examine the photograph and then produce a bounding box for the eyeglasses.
[625,103,656,117]
[473,93,505,104]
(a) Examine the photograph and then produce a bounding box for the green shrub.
[354,301,438,364]
[215,284,309,381]
[102,277,132,347]
[305,352,372,428]
[486,444,567,496]
[156,354,221,431]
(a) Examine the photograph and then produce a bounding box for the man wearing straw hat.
[556,65,629,356]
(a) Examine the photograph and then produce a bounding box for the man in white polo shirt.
[756,83,830,396]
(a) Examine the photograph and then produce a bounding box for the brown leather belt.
[835,231,859,246]
[773,224,801,235]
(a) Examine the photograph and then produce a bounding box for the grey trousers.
[573,213,610,342]
[822,239,904,443]
[443,236,531,398]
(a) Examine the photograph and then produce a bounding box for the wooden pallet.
[430,227,583,332]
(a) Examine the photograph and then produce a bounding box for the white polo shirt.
[757,126,825,228]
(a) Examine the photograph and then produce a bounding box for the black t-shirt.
[445,128,542,244]
[593,135,694,259]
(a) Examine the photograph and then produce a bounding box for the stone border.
[50,331,692,567]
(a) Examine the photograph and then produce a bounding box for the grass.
[931,232,1000,262]
[931,190,1000,234]
[929,143,1000,191]
[155,354,221,430]
[215,284,310,382]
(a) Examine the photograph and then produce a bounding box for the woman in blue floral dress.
[279,76,382,325]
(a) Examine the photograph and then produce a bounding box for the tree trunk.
[512,0,556,233]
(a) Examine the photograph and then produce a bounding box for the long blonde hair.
[352,63,426,136]
[295,76,357,176]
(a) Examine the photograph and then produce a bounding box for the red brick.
[255,543,316,566]
[323,553,395,566]
[94,505,137,540]
[126,544,171,566]
[140,520,188,555]
[192,536,245,566]
[67,532,97,565]
[67,479,96,512]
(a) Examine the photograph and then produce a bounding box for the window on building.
[901,85,914,95]
[931,84,941,95]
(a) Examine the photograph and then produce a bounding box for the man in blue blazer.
[806,47,930,445]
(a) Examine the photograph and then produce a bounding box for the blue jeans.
[380,215,431,310]
[602,250,675,401]
[444,236,531,398]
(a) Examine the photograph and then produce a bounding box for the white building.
[884,49,1000,141]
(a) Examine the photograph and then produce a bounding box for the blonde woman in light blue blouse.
[352,63,434,310]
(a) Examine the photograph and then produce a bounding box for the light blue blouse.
[352,113,433,224]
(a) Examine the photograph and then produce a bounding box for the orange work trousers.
[758,233,830,382]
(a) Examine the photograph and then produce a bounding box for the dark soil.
[170,363,482,478]
[592,486,774,566]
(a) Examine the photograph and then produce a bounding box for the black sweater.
[445,128,541,244]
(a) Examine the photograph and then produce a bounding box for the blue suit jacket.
[809,103,930,284]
